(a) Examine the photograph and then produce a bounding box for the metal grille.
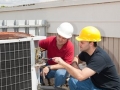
[0,41,32,90]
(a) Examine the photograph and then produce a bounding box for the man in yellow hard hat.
[52,26,120,90]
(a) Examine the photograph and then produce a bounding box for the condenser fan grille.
[0,41,32,90]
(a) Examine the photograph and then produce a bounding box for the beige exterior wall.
[0,0,120,74]
[48,33,120,75]
[0,0,120,38]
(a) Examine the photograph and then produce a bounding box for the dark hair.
[89,42,97,47]
[93,42,97,47]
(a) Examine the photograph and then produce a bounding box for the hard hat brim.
[76,36,101,42]
[57,27,72,38]
[75,36,83,41]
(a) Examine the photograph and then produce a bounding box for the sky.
[0,0,56,6]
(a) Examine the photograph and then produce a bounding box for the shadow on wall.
[96,26,106,37]
[102,46,120,75]
[97,26,120,75]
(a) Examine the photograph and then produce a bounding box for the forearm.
[49,64,64,70]
[61,62,83,80]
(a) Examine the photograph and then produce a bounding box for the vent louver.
[0,36,46,90]
[0,41,32,90]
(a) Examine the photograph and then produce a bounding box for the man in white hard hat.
[39,22,74,88]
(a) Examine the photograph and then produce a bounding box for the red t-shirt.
[39,36,74,65]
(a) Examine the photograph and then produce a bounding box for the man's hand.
[41,66,50,77]
[70,56,80,69]
[52,57,65,64]
[71,61,80,69]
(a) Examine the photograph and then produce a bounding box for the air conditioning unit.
[0,36,46,90]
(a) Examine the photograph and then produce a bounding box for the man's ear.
[89,41,93,46]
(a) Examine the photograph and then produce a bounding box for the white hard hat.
[57,22,74,38]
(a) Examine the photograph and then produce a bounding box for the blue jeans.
[40,68,68,87]
[68,77,105,90]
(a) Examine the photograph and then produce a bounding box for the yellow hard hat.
[76,26,101,42]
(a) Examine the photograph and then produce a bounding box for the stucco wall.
[0,0,120,38]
